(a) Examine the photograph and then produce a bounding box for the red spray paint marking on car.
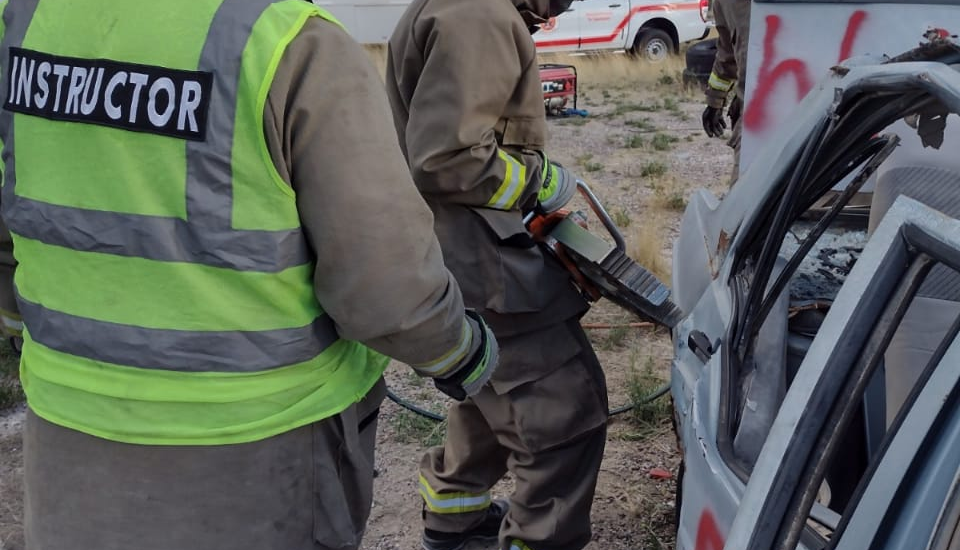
[695,509,724,550]
[744,10,867,132]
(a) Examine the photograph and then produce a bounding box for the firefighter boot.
[422,499,509,550]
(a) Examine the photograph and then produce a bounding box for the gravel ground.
[0,51,733,550]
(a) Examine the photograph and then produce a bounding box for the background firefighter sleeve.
[0,214,19,341]
[706,0,737,109]
[262,17,479,372]
[402,12,543,210]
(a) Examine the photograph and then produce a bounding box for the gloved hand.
[917,107,948,150]
[702,105,727,138]
[904,102,949,149]
[433,310,499,401]
[538,158,577,214]
[727,96,742,129]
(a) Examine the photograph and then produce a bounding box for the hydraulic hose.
[386,381,671,422]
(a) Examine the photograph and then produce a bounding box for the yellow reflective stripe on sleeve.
[509,540,534,550]
[0,307,23,337]
[418,474,491,514]
[486,150,528,210]
[412,319,472,377]
[708,71,734,93]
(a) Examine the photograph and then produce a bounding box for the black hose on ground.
[385,387,446,422]
[607,381,671,416]
[386,381,671,422]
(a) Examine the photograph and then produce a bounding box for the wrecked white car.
[670,39,960,549]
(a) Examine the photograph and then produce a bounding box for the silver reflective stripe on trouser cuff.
[17,294,340,372]
[420,491,491,513]
[0,0,312,273]
[418,475,491,514]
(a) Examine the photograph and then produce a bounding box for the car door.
[576,0,631,50]
[721,196,960,550]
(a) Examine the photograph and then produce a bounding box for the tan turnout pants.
[24,379,386,550]
[419,319,608,550]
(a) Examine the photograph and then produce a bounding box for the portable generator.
[539,63,578,117]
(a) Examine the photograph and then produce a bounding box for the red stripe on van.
[535,2,701,48]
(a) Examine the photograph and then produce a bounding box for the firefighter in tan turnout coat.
[702,0,751,182]
[386,0,609,549]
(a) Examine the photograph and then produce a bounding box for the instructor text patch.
[5,48,213,141]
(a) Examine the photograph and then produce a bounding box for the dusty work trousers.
[420,320,608,550]
[23,379,386,550]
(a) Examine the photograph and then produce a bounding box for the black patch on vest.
[4,47,213,141]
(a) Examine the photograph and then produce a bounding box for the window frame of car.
[721,198,960,550]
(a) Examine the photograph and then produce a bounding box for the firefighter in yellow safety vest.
[1,1,498,549]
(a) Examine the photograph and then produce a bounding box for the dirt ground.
[0,51,731,550]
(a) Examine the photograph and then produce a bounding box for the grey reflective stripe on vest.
[17,294,339,372]
[1,0,311,273]
[0,0,341,371]
[8,196,310,271]
[186,0,266,229]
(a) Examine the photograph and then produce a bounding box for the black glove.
[702,105,727,138]
[917,109,948,149]
[727,96,742,129]
[433,310,498,401]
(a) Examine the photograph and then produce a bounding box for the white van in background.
[313,0,407,45]
[313,0,710,62]
[534,0,709,61]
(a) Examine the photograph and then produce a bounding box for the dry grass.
[640,161,669,178]
[540,52,687,91]
[644,174,689,214]
[0,341,21,413]
[625,117,656,132]
[650,133,680,152]
[627,212,670,282]
[391,411,447,447]
[626,356,672,432]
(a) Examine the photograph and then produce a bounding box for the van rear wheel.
[632,28,675,63]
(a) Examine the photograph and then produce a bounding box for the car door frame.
[722,196,960,550]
